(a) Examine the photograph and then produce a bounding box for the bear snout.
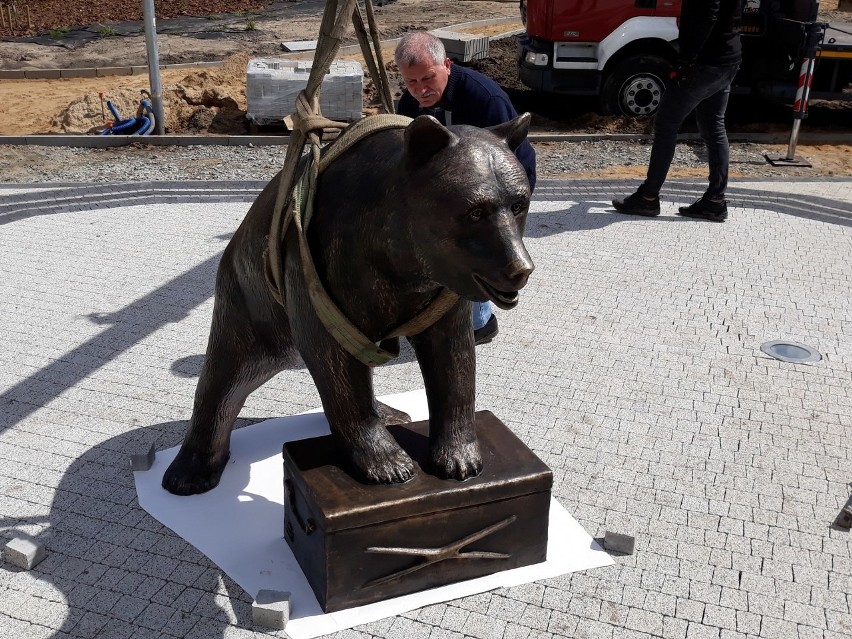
[503,256,535,290]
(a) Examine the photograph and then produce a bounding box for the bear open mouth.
[474,276,520,310]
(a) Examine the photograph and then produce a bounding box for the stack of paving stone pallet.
[246,59,364,126]
[429,29,489,62]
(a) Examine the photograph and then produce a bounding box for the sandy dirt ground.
[0,54,262,136]
[0,0,520,135]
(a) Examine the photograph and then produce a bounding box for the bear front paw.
[430,439,483,481]
[346,425,415,484]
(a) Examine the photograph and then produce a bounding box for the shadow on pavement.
[3,417,263,638]
[530,179,852,237]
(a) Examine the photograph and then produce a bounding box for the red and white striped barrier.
[792,56,816,119]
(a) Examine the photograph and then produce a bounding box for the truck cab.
[520,0,682,115]
[518,0,851,116]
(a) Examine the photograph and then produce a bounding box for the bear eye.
[511,202,526,216]
[468,208,484,222]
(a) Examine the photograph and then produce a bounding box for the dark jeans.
[642,62,740,200]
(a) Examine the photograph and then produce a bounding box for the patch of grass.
[245,19,257,31]
[48,26,70,38]
[97,25,116,37]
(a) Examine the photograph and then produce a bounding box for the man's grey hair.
[394,31,446,67]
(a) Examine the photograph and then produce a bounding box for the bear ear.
[487,112,532,152]
[404,115,459,165]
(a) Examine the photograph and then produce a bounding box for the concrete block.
[835,496,852,529]
[25,69,61,79]
[281,40,317,52]
[603,530,635,555]
[246,58,363,125]
[61,67,97,79]
[130,444,156,471]
[252,589,290,629]
[3,537,47,570]
[163,62,223,71]
[96,67,133,77]
[160,136,221,146]
[0,70,27,79]
[23,135,122,148]
[430,29,489,62]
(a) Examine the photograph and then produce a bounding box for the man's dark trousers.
[643,62,740,200]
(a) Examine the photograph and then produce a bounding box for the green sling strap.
[267,114,460,367]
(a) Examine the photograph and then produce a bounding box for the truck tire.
[601,55,670,117]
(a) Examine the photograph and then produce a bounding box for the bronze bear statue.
[162,113,535,495]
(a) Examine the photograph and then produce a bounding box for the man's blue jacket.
[397,64,537,191]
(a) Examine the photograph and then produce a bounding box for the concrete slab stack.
[246,59,364,126]
[430,29,490,62]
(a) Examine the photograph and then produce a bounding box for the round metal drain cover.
[760,340,822,364]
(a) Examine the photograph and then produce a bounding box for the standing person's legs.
[641,90,690,197]
[642,77,708,196]
[678,64,740,222]
[614,73,706,216]
[694,64,739,199]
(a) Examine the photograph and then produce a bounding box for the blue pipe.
[135,100,155,136]
[101,117,137,135]
[98,99,155,136]
[107,101,122,122]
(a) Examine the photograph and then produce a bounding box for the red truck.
[518,0,852,116]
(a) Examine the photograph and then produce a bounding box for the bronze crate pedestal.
[282,411,552,612]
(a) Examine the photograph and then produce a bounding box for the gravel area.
[0,138,845,184]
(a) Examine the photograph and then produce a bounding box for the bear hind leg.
[162,340,283,496]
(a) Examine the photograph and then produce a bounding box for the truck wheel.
[601,55,670,117]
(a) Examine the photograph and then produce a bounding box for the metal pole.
[785,119,803,160]
[764,21,824,167]
[142,0,165,135]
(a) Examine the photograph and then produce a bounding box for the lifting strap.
[263,0,459,367]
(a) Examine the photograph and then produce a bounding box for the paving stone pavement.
[1,177,851,639]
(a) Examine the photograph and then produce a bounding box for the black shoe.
[678,196,728,222]
[473,314,498,345]
[612,189,660,216]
